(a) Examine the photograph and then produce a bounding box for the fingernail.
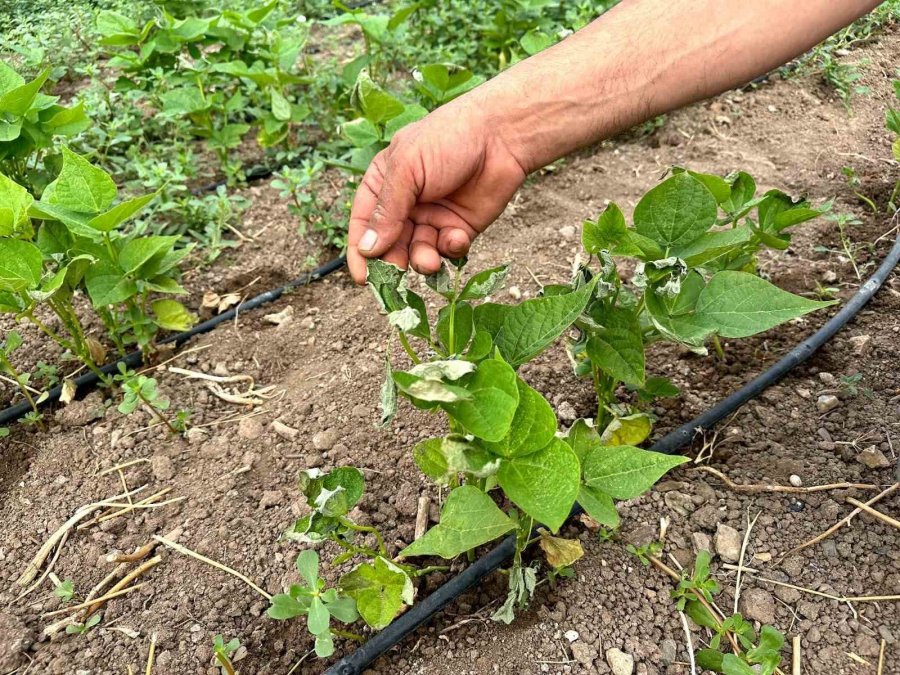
[359,229,378,252]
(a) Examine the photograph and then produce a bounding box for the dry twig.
[41,583,145,619]
[696,466,879,493]
[846,498,900,531]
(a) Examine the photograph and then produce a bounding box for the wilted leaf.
[538,528,584,569]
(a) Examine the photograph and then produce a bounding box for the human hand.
[347,92,528,284]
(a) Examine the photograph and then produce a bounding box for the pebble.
[508,286,522,300]
[259,490,283,509]
[556,401,577,423]
[664,491,695,516]
[789,474,803,487]
[822,270,838,283]
[185,427,208,444]
[692,532,711,553]
[150,455,175,482]
[714,523,742,562]
[238,416,264,440]
[816,394,840,413]
[856,446,891,469]
[848,334,872,356]
[740,588,776,624]
[570,642,595,667]
[606,647,634,675]
[564,630,579,642]
[272,420,299,441]
[559,225,577,239]
[818,372,836,386]
[660,639,678,665]
[312,428,338,450]
[351,403,369,419]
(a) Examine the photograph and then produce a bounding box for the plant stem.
[0,355,40,420]
[338,518,387,557]
[331,629,365,642]
[137,392,178,435]
[398,332,420,364]
[711,334,725,361]
[214,653,235,675]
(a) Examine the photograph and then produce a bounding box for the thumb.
[358,152,419,258]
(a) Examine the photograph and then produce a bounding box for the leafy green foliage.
[267,550,359,658]
[572,168,832,433]
[0,61,91,195]
[212,634,239,675]
[65,613,100,636]
[54,579,75,602]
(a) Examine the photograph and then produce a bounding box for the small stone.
[856,446,891,469]
[816,394,839,413]
[556,401,577,423]
[660,639,677,665]
[564,629,579,643]
[185,428,208,445]
[822,270,838,283]
[312,428,338,451]
[714,523,742,562]
[664,491,695,516]
[508,286,522,300]
[351,404,369,419]
[272,420,299,441]
[571,642,595,667]
[767,104,777,112]
[789,474,803,487]
[606,647,634,675]
[300,316,316,331]
[238,416,264,440]
[259,490,283,509]
[691,532,711,554]
[150,455,175,482]
[740,588,776,624]
[213,362,229,377]
[559,225,577,239]
[818,372,836,386]
[796,388,812,400]
[848,334,872,356]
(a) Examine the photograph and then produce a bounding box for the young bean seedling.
[212,634,240,675]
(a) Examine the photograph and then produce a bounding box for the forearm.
[477,0,881,173]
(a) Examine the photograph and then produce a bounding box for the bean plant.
[0,148,194,389]
[570,169,834,433]
[0,61,91,194]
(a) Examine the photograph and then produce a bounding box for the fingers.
[359,151,418,259]
[409,224,441,275]
[411,202,478,259]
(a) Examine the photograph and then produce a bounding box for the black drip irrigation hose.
[0,256,346,428]
[323,230,900,675]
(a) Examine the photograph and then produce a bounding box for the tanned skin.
[346,0,882,284]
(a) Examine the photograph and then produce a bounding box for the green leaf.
[322,594,358,624]
[352,69,405,124]
[481,377,556,458]
[307,596,330,636]
[393,371,471,403]
[413,434,499,485]
[0,62,25,95]
[695,271,835,338]
[267,593,310,620]
[582,203,626,254]
[118,236,180,275]
[271,89,291,121]
[43,148,116,214]
[400,485,515,558]
[366,259,407,312]
[585,305,645,386]
[458,264,509,301]
[87,192,157,232]
[384,103,428,140]
[84,262,137,307]
[0,239,42,292]
[645,289,713,349]
[520,29,554,55]
[670,226,753,268]
[721,655,756,675]
[314,630,334,658]
[0,68,49,116]
[634,172,717,250]
[44,101,91,136]
[0,174,33,236]
[562,418,601,463]
[295,549,319,589]
[342,117,380,147]
[497,438,580,532]
[577,486,619,527]
[379,357,397,427]
[436,302,473,354]
[151,299,196,331]
[339,557,413,629]
[695,648,725,671]
[299,466,365,517]
[473,277,596,368]
[582,446,688,500]
[441,358,519,442]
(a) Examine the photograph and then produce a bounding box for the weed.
[212,634,240,675]
[626,540,663,567]
[54,579,75,602]
[65,613,101,636]
[839,372,873,399]
[114,363,177,434]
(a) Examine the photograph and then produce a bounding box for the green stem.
[137,391,178,434]
[711,334,725,361]
[0,355,40,419]
[338,518,387,556]
[331,629,365,642]
[398,332,420,364]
